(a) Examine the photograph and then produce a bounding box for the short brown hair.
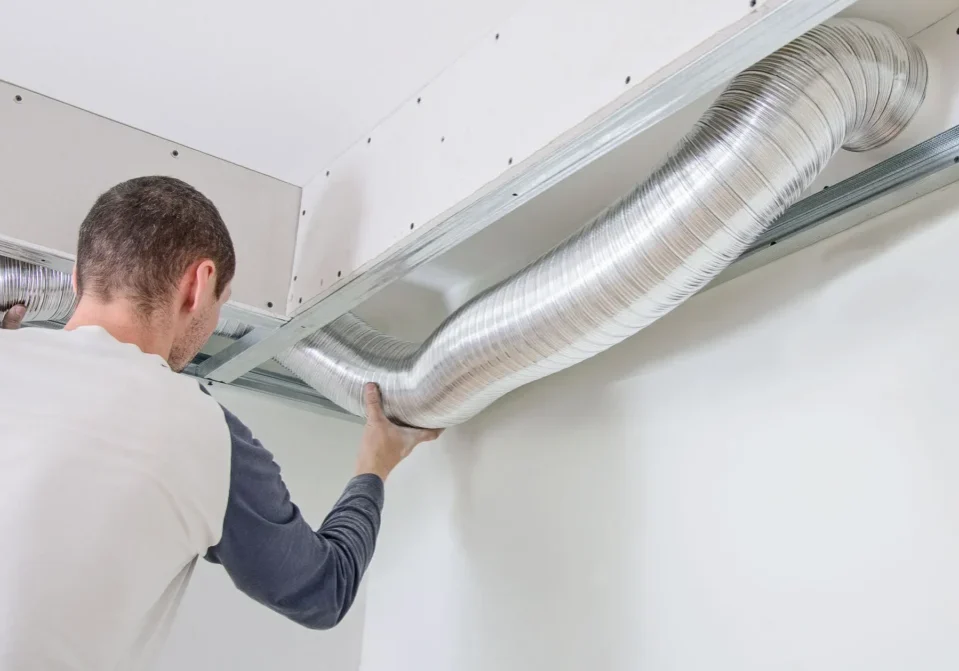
[77,176,235,314]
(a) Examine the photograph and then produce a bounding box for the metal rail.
[183,355,357,420]
[712,125,959,288]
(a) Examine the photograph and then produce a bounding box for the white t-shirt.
[0,326,230,670]
[0,323,384,670]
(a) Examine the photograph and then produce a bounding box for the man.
[0,176,440,669]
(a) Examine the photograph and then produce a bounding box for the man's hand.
[1,305,26,330]
[356,383,442,481]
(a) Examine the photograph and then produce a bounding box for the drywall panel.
[359,179,959,671]
[290,0,852,313]
[158,385,366,670]
[0,0,519,184]
[0,81,298,316]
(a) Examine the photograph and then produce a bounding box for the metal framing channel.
[197,0,855,383]
[15,319,350,417]
[712,125,959,288]
[183,355,358,421]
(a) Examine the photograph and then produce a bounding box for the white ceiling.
[356,0,959,341]
[0,0,518,185]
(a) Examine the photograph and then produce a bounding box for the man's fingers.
[1,305,26,330]
[363,382,387,422]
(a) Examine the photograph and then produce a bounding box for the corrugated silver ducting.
[0,257,76,322]
[0,19,928,429]
[276,18,928,427]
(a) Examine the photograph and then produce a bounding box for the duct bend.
[277,18,928,427]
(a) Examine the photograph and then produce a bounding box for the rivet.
[267,301,274,308]
[171,149,179,158]
[14,94,23,103]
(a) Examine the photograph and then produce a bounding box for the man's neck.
[65,300,174,361]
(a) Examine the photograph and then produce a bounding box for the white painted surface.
[358,180,959,671]
[0,0,518,184]
[0,81,299,316]
[158,385,366,671]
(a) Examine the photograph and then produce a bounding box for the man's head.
[75,176,235,370]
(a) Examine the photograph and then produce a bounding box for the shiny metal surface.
[277,19,927,427]
[0,256,76,322]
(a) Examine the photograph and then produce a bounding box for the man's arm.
[206,383,440,629]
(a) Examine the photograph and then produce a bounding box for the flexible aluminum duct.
[0,257,76,322]
[0,19,927,429]
[276,18,928,427]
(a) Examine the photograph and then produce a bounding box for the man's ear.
[186,260,217,312]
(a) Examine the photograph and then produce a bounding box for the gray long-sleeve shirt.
[0,325,377,670]
[205,401,383,629]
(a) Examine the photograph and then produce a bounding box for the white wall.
[358,180,959,671]
[157,386,365,671]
